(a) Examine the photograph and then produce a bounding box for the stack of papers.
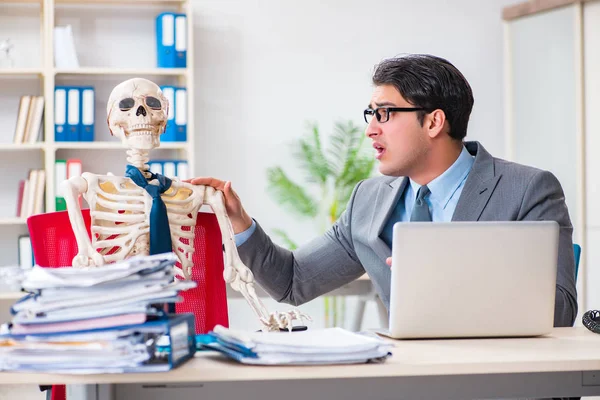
[0,252,197,373]
[202,325,393,365]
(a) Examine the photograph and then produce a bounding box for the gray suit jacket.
[238,141,578,327]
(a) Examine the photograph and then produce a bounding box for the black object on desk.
[280,325,308,332]
[256,325,308,332]
[583,310,600,333]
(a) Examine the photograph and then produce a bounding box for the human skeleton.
[61,78,309,331]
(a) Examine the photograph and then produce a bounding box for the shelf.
[0,143,45,150]
[0,291,24,300]
[55,67,188,76]
[55,0,186,4]
[53,141,188,150]
[0,217,27,225]
[0,68,43,76]
[0,0,41,4]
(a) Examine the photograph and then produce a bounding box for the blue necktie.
[410,185,432,222]
[125,165,173,255]
[381,185,432,248]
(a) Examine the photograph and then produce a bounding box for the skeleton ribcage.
[85,174,202,277]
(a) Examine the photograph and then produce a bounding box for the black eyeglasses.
[363,107,426,124]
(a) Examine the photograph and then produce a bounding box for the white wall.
[191,0,517,330]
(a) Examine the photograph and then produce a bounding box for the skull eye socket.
[119,98,135,110]
[146,96,162,110]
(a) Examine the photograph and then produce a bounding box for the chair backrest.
[27,210,229,333]
[573,243,581,282]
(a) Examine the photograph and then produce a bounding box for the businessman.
[190,54,578,327]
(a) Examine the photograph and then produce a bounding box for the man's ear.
[426,109,446,139]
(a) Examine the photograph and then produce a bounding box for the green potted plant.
[265,120,375,327]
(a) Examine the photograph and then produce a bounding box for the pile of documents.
[201,325,394,365]
[0,252,197,373]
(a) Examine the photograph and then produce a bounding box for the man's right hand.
[186,177,253,234]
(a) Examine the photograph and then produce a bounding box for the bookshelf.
[0,0,195,265]
[0,218,27,225]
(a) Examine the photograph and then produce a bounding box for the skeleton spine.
[126,148,151,177]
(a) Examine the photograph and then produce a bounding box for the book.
[13,95,31,144]
[25,96,45,143]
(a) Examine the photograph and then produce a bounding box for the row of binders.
[0,253,197,373]
[55,86,95,142]
[53,85,187,142]
[17,169,46,219]
[13,96,44,144]
[149,159,189,180]
[156,12,187,68]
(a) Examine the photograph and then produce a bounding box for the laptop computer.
[384,221,559,339]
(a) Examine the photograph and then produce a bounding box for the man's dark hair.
[372,54,474,141]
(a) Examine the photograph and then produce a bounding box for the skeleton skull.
[107,78,168,150]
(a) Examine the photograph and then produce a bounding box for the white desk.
[2,328,600,399]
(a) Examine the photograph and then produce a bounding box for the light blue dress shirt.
[235,218,257,247]
[380,145,474,247]
[236,146,474,248]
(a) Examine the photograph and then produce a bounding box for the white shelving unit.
[0,0,195,265]
[0,218,28,225]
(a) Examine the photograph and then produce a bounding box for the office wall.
[191,0,517,330]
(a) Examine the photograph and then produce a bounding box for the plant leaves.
[293,122,331,185]
[266,119,375,243]
[265,166,318,217]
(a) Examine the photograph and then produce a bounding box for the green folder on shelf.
[55,159,67,211]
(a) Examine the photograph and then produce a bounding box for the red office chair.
[27,209,229,400]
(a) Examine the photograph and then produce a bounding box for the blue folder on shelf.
[66,87,80,142]
[174,13,187,68]
[160,85,176,141]
[175,87,187,141]
[156,12,176,68]
[54,87,67,141]
[80,86,95,142]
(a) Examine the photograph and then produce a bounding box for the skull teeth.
[130,124,154,131]
[128,131,153,137]
[125,124,156,137]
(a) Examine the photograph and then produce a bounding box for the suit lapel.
[368,177,407,260]
[452,141,502,221]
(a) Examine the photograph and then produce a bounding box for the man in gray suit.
[190,54,578,328]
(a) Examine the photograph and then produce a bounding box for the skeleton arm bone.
[61,176,104,267]
[203,186,271,326]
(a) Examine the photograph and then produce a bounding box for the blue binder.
[79,86,95,142]
[66,87,80,142]
[156,12,176,68]
[3,314,196,372]
[160,85,176,141]
[174,87,187,141]
[54,87,67,142]
[174,14,187,68]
